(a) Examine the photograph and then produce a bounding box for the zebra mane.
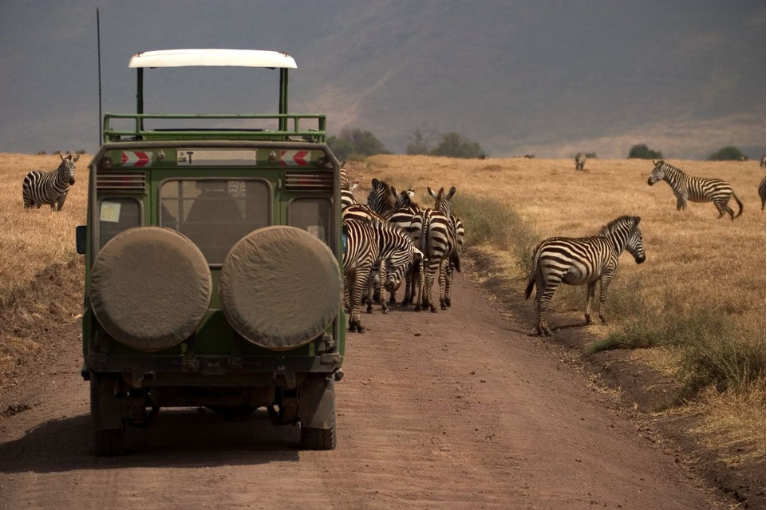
[599,215,640,237]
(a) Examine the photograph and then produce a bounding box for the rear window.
[99,198,142,248]
[289,198,331,244]
[160,179,271,264]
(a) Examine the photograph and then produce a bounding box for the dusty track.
[0,273,724,509]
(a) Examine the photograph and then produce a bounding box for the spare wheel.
[220,226,342,351]
[90,227,212,352]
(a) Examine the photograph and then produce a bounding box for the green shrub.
[707,146,744,161]
[628,144,663,159]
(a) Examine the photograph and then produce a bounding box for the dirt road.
[0,272,723,509]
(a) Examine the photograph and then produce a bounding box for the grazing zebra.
[383,190,422,305]
[525,216,646,336]
[22,154,79,210]
[343,218,420,333]
[367,178,398,215]
[759,177,765,211]
[647,160,743,219]
[575,153,586,172]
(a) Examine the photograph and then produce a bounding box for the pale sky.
[0,0,764,159]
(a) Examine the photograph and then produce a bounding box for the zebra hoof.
[599,316,607,324]
[382,308,389,315]
[389,297,397,304]
[430,306,438,313]
[445,298,451,307]
[357,324,366,334]
[585,316,593,325]
[440,303,447,311]
[366,305,373,314]
[414,305,422,312]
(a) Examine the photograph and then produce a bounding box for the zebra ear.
[428,187,437,198]
[652,160,658,165]
[59,154,65,162]
[371,178,380,189]
[390,185,397,196]
[447,186,456,200]
[73,154,80,162]
[634,216,641,225]
[340,160,346,167]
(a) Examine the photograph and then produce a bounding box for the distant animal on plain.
[524,215,645,337]
[575,153,586,172]
[524,154,535,159]
[759,177,765,211]
[740,155,749,162]
[647,160,743,220]
[22,154,79,211]
[761,155,765,168]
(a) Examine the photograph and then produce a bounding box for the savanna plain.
[0,152,764,508]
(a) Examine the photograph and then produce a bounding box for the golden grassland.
[0,153,89,303]
[357,154,765,462]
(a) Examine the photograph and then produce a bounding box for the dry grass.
[358,154,766,461]
[0,153,89,303]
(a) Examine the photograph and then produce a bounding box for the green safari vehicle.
[77,49,344,455]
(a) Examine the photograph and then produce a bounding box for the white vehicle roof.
[129,49,297,69]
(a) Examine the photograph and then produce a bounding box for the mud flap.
[297,377,335,429]
[90,375,125,430]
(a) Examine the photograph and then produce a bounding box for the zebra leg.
[438,259,449,310]
[425,259,441,313]
[585,281,597,324]
[597,275,614,324]
[676,195,687,211]
[366,267,375,313]
[444,261,454,308]
[535,274,559,336]
[414,258,427,312]
[56,193,68,211]
[379,263,389,314]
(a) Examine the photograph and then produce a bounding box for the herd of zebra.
[340,167,464,333]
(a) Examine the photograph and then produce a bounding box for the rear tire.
[91,427,126,457]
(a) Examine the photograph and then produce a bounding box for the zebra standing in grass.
[647,160,743,219]
[412,187,458,312]
[575,152,586,172]
[525,216,645,336]
[343,218,421,333]
[759,177,765,211]
[22,154,79,210]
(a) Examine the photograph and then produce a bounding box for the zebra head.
[625,217,646,264]
[384,246,422,293]
[428,186,456,218]
[367,178,397,214]
[59,154,79,185]
[395,188,417,209]
[647,160,666,186]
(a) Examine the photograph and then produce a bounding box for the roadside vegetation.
[362,154,765,465]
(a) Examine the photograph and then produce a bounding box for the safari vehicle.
[77,49,344,455]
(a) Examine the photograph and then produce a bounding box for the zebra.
[367,178,398,215]
[339,160,349,189]
[761,155,765,168]
[647,160,743,219]
[22,154,79,210]
[342,218,421,333]
[410,187,458,312]
[575,153,586,172]
[759,177,765,211]
[525,216,646,336]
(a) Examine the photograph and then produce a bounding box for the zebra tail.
[524,243,542,300]
[733,191,744,218]
[451,250,462,273]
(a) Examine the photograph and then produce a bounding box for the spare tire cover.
[90,227,212,352]
[220,226,342,351]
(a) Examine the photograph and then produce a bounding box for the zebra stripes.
[525,215,645,336]
[759,177,765,211]
[647,160,743,219]
[342,218,420,333]
[22,154,79,210]
[575,153,586,172]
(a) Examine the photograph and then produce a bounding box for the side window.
[160,179,271,264]
[290,198,331,245]
[99,198,142,248]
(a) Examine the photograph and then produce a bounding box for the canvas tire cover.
[220,226,342,351]
[90,227,212,352]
